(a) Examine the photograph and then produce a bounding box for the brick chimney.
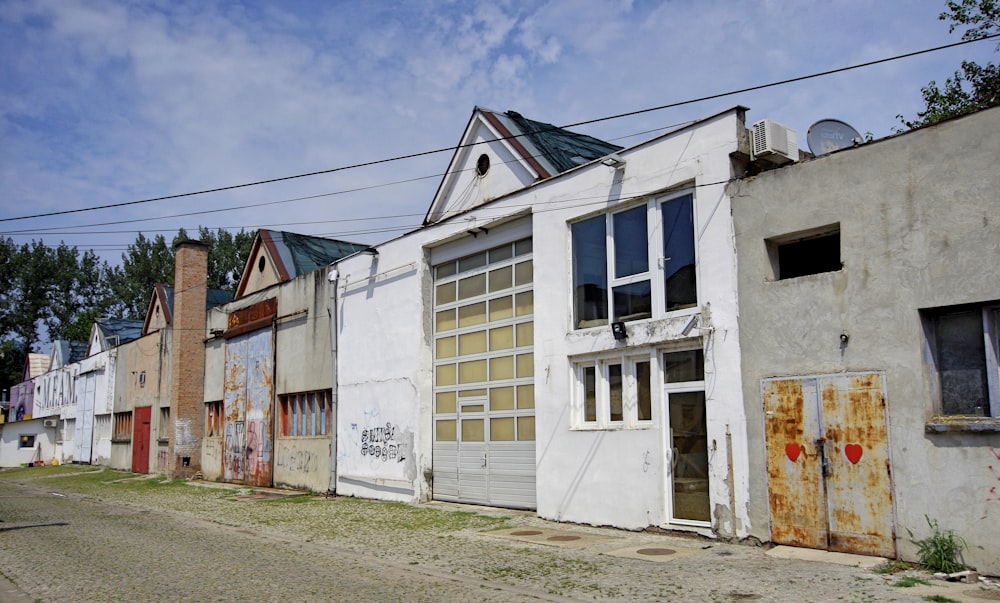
[168,239,208,478]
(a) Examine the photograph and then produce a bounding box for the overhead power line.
[1,32,996,226]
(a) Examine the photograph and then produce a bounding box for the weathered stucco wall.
[201,267,338,491]
[273,437,332,492]
[732,107,1000,573]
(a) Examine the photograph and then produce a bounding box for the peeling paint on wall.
[173,418,199,457]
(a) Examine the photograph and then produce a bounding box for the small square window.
[766,224,841,280]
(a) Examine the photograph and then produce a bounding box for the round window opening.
[476,154,490,177]
[258,257,266,273]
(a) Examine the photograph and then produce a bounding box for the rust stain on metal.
[764,373,895,558]
[222,327,275,487]
[764,378,827,550]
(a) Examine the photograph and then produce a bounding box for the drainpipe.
[327,266,340,494]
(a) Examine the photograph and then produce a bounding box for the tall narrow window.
[662,194,697,311]
[572,216,608,328]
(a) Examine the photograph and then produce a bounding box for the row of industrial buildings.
[2,104,998,573]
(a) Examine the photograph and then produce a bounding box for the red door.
[132,406,151,474]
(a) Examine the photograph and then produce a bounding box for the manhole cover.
[636,548,676,556]
[965,589,1000,601]
[547,535,582,542]
[510,530,543,536]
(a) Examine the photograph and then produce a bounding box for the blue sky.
[1,0,995,264]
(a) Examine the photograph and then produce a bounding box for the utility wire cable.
[1,33,995,225]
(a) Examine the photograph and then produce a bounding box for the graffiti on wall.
[202,440,222,473]
[276,445,319,474]
[989,448,1000,505]
[224,421,246,479]
[360,422,405,463]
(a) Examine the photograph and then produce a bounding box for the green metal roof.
[269,231,369,277]
[502,111,622,173]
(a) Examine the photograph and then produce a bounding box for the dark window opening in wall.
[476,154,491,176]
[19,434,35,448]
[205,401,223,437]
[158,408,170,442]
[923,304,999,417]
[768,225,841,280]
[280,390,332,437]
[113,412,133,442]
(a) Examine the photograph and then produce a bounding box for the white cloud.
[0,0,994,265]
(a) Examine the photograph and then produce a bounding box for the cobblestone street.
[1,467,997,602]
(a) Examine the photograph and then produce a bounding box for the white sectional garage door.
[432,236,536,509]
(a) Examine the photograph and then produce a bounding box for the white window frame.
[573,351,656,430]
[571,189,698,330]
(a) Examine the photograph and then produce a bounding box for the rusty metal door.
[223,327,274,487]
[763,372,895,557]
[132,406,151,474]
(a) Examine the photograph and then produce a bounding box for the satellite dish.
[807,119,863,155]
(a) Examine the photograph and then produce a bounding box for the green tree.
[200,227,254,291]
[4,241,56,350]
[900,0,1000,128]
[105,233,175,320]
[46,243,110,341]
[105,228,254,319]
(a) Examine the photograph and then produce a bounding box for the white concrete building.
[31,341,87,464]
[333,106,755,537]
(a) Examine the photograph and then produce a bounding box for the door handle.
[815,438,831,477]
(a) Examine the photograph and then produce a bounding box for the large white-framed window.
[573,351,655,430]
[572,190,696,329]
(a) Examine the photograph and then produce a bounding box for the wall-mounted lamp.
[601,153,626,169]
[467,226,489,238]
[839,331,849,344]
[210,328,225,337]
[611,321,628,341]
[363,247,379,256]
[681,315,699,336]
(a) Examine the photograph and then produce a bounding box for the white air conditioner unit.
[751,119,798,164]
[43,419,58,428]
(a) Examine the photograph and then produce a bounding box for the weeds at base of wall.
[874,560,917,574]
[907,516,967,574]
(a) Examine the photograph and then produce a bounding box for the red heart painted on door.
[845,443,863,464]
[785,442,801,462]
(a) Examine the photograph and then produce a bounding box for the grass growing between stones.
[893,576,931,588]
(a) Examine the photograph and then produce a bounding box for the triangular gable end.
[87,323,105,356]
[235,230,289,298]
[424,108,553,226]
[143,284,172,335]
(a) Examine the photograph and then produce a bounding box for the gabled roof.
[24,353,50,381]
[500,111,623,174]
[424,107,622,225]
[142,283,233,334]
[235,230,369,297]
[50,340,88,369]
[91,318,145,352]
